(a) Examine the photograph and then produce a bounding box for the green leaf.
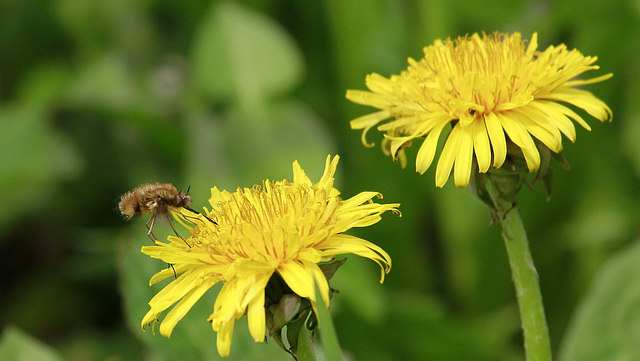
[559,240,640,361]
[319,258,347,281]
[0,326,63,361]
[191,1,304,105]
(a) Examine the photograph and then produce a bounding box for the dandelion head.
[139,155,399,357]
[347,32,612,188]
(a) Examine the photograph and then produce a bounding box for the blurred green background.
[1,0,639,360]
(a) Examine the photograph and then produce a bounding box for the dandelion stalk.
[314,283,344,361]
[486,179,552,361]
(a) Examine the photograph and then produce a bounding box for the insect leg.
[185,206,217,225]
[164,214,192,248]
[145,215,160,245]
[145,214,177,276]
[168,263,177,279]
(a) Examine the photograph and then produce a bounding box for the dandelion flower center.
[193,181,340,265]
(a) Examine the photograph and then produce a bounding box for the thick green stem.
[486,181,553,361]
[314,283,344,361]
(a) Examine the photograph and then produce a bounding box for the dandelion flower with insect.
[139,155,400,357]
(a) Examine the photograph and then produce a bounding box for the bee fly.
[119,183,216,246]
[119,183,216,278]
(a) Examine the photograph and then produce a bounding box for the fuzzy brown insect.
[119,183,194,246]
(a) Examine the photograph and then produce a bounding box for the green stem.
[486,180,553,361]
[314,283,344,361]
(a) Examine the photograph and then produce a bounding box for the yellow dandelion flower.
[346,32,612,188]
[140,155,399,357]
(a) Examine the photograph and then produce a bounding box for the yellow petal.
[564,72,613,87]
[472,119,491,173]
[525,32,538,57]
[322,234,392,282]
[345,89,395,108]
[292,159,311,185]
[377,115,420,132]
[149,265,181,286]
[349,110,392,131]
[542,87,612,122]
[484,112,507,168]
[530,101,578,141]
[511,107,563,153]
[215,318,236,357]
[308,260,331,306]
[316,155,339,191]
[497,113,540,171]
[416,119,450,174]
[245,275,270,342]
[365,73,394,93]
[453,127,474,188]
[435,126,461,187]
[147,268,205,309]
[339,191,383,210]
[278,261,319,303]
[388,135,415,160]
[159,277,217,337]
